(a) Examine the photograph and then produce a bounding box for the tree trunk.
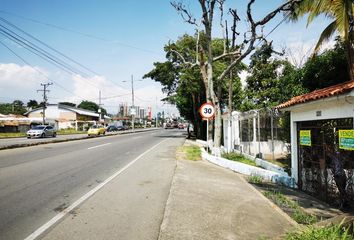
[226,70,233,152]
[348,11,354,81]
[346,39,354,81]
[207,61,222,149]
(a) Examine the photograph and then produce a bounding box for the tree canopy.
[78,100,107,116]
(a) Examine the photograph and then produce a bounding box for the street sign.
[199,103,215,119]
[339,129,354,150]
[130,107,136,115]
[300,130,311,146]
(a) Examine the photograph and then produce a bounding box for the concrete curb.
[157,146,180,240]
[0,128,159,151]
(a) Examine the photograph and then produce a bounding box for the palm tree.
[288,0,354,80]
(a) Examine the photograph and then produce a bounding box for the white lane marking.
[131,136,142,140]
[87,143,111,150]
[24,138,169,240]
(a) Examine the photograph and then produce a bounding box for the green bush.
[248,175,264,184]
[263,190,318,225]
[285,224,352,240]
[292,209,318,225]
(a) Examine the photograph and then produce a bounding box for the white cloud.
[0,63,46,89]
[0,63,49,103]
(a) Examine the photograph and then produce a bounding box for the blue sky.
[0,0,331,115]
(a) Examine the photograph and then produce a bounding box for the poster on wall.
[339,129,354,150]
[300,130,311,146]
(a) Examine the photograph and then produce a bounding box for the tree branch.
[168,49,198,68]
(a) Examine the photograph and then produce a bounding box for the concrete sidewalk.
[36,138,295,240]
[158,158,296,240]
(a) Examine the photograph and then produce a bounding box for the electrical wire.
[0,10,160,55]
[0,38,89,101]
[0,16,101,76]
[0,17,129,92]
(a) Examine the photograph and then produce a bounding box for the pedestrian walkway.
[36,138,296,240]
[158,152,296,239]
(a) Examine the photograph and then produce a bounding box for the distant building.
[25,104,110,130]
[0,114,42,133]
[118,103,146,119]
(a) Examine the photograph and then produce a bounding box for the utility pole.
[155,96,158,128]
[131,75,135,132]
[98,90,102,124]
[123,75,142,132]
[37,83,53,125]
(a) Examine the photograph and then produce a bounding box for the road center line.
[24,138,169,240]
[87,143,111,150]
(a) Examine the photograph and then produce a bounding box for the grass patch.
[222,152,257,167]
[182,145,201,161]
[248,175,264,184]
[263,190,318,225]
[0,132,26,138]
[57,129,86,135]
[285,224,353,240]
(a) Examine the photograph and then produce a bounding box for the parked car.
[27,125,56,138]
[88,125,105,136]
[178,123,184,129]
[106,125,119,132]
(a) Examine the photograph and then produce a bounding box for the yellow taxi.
[87,125,106,136]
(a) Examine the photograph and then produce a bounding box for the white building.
[25,104,110,130]
[277,80,354,205]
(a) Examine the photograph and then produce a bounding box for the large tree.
[0,100,27,115]
[243,43,306,111]
[78,100,107,116]
[301,38,351,91]
[27,100,39,109]
[170,0,303,150]
[145,34,206,139]
[288,0,354,80]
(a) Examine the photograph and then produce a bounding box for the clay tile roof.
[277,80,354,109]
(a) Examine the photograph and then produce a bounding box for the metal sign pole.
[207,118,209,153]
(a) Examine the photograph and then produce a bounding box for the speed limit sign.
[199,102,215,119]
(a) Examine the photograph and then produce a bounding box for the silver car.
[27,125,57,138]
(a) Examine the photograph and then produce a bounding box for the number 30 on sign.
[199,103,215,119]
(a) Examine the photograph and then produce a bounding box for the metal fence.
[225,108,290,161]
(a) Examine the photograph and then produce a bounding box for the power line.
[0,16,102,76]
[256,13,291,47]
[0,38,89,100]
[0,17,129,92]
[0,10,160,55]
[0,24,87,76]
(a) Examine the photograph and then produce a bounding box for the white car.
[27,125,57,138]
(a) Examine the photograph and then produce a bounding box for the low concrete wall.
[198,146,295,188]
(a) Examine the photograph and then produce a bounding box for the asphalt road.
[0,128,153,149]
[0,129,185,240]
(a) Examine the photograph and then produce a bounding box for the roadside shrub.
[292,209,318,225]
[248,175,264,184]
[263,190,318,225]
[285,224,352,240]
[222,152,257,167]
